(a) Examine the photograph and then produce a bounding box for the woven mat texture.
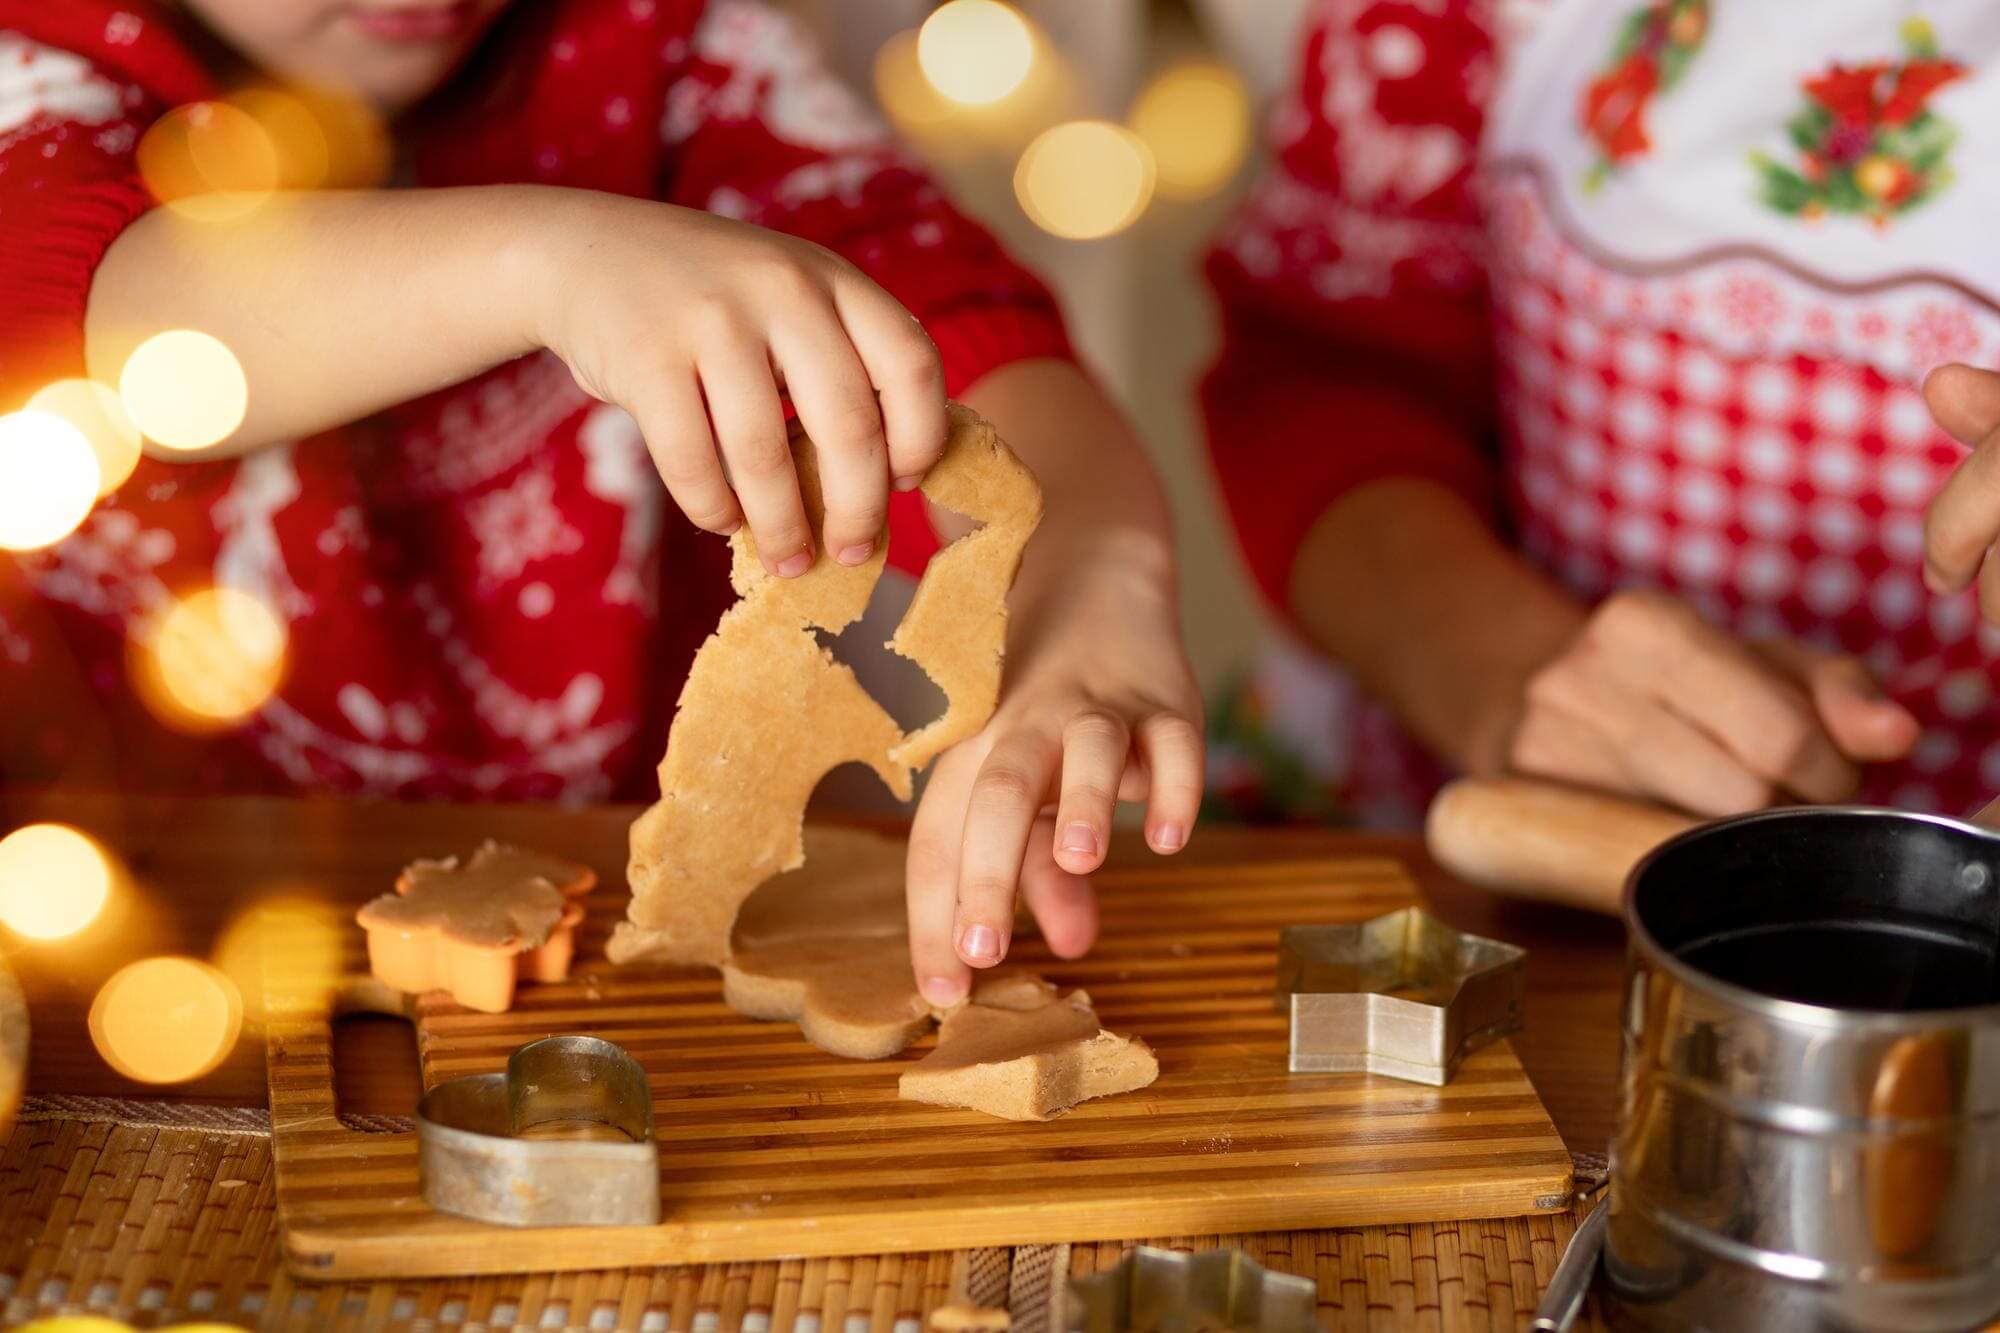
[1,1097,1606,1332]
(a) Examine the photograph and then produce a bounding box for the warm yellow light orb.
[229,87,331,190]
[134,586,288,730]
[136,100,279,223]
[214,895,345,1023]
[118,329,249,452]
[0,824,113,941]
[90,957,244,1084]
[28,379,143,497]
[1128,62,1252,197]
[875,30,953,134]
[1014,120,1156,240]
[12,1319,140,1333]
[918,0,1034,106]
[0,409,101,552]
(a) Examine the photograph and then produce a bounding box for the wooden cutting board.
[266,838,1571,1280]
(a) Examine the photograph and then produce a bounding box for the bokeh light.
[918,0,1034,106]
[0,410,101,552]
[130,586,288,731]
[118,329,249,452]
[214,895,345,1023]
[136,100,280,223]
[1128,62,1251,198]
[1014,120,1156,240]
[875,30,956,136]
[89,956,244,1084]
[0,824,114,941]
[230,88,332,190]
[28,379,143,496]
[12,1319,143,1333]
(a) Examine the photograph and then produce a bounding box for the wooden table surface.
[0,792,1628,1152]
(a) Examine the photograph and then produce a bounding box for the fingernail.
[836,541,874,566]
[959,923,1001,964]
[894,474,924,492]
[1059,822,1099,858]
[1152,823,1185,852]
[920,974,966,1007]
[775,549,813,578]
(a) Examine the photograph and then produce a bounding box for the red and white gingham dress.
[1203,0,2000,821]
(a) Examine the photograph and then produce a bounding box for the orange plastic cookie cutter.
[357,841,596,1013]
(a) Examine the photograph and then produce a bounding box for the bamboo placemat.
[1,1096,1607,1331]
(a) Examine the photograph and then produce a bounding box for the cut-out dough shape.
[358,841,596,1013]
[722,828,1057,1058]
[613,404,1042,966]
[899,989,1160,1121]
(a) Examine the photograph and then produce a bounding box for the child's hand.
[535,195,949,575]
[1922,363,2000,615]
[903,541,1205,1005]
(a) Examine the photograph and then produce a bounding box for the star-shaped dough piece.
[358,842,596,1013]
[898,990,1159,1121]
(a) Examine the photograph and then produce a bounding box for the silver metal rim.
[1620,804,2000,1029]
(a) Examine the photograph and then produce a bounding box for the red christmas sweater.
[1203,0,2000,819]
[0,0,1072,799]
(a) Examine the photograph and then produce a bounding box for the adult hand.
[1922,363,2000,618]
[1502,590,1917,816]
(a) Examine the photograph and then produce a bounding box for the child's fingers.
[1051,711,1128,875]
[832,276,948,487]
[700,340,813,577]
[907,748,975,1007]
[633,374,740,535]
[773,313,890,567]
[1136,712,1203,854]
[954,732,1059,968]
[1017,821,1098,960]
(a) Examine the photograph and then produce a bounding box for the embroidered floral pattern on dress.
[1486,169,2000,382]
[1751,18,1965,225]
[1578,0,1708,189]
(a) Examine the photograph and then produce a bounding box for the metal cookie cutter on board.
[1276,907,1525,1086]
[1065,1246,1318,1333]
[416,1034,661,1227]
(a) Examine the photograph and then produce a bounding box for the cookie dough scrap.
[358,841,596,1014]
[615,403,1041,967]
[899,990,1159,1121]
[722,829,1058,1059]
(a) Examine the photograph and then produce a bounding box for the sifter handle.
[1425,778,1698,915]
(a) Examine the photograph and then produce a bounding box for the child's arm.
[88,187,946,577]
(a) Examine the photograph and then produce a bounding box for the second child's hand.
[90,186,947,578]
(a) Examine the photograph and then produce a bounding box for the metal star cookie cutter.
[416,1034,661,1227]
[1276,907,1525,1086]
[1064,1246,1318,1333]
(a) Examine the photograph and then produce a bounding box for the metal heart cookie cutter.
[1276,907,1525,1086]
[1065,1246,1317,1333]
[416,1034,661,1227]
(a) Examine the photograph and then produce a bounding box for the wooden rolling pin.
[1425,777,1698,915]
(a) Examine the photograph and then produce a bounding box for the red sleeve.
[656,1,1073,399]
[0,32,159,410]
[1199,0,1501,612]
